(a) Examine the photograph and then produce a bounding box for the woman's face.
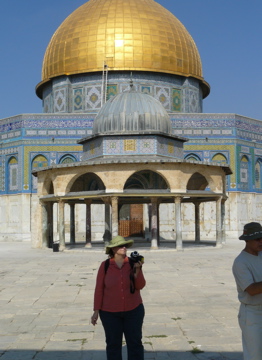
[113,245,127,256]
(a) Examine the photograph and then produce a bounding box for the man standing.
[232,222,262,360]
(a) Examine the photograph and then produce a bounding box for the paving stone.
[0,240,244,360]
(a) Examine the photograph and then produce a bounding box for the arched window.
[32,155,48,191]
[255,159,262,189]
[8,156,18,192]
[185,153,201,161]
[59,155,76,164]
[240,155,250,191]
[212,153,227,164]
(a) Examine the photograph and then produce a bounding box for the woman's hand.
[91,310,99,326]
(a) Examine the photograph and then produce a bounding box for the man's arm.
[245,282,262,296]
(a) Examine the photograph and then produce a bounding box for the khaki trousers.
[238,303,262,360]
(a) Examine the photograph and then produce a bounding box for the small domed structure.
[79,87,187,161]
[92,86,171,135]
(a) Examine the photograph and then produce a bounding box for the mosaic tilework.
[171,113,262,137]
[8,157,18,192]
[24,128,90,139]
[73,88,83,111]
[43,94,53,113]
[124,139,136,152]
[0,158,3,192]
[60,156,75,164]
[86,86,102,110]
[82,138,103,161]
[240,156,249,190]
[23,117,94,130]
[24,145,82,191]
[54,88,67,112]
[107,85,118,100]
[211,152,228,163]
[155,86,170,110]
[3,108,262,196]
[172,89,181,112]
[1,130,21,141]
[185,153,201,161]
[4,148,23,194]
[255,160,260,188]
[185,144,236,186]
[32,155,48,167]
[42,73,203,114]
[83,135,184,160]
[58,153,78,164]
[31,154,49,190]
[105,138,121,155]
[141,86,151,95]
[139,138,155,153]
[189,90,199,113]
[157,137,184,159]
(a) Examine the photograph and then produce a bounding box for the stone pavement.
[0,239,244,360]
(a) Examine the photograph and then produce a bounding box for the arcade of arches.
[34,159,231,250]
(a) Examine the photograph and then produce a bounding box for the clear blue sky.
[1,0,261,120]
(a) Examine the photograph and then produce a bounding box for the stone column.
[175,197,183,250]
[194,201,200,244]
[157,203,160,247]
[69,203,75,244]
[221,198,226,244]
[58,200,65,250]
[151,198,159,249]
[144,204,151,242]
[216,197,222,247]
[41,202,49,249]
[111,196,119,238]
[85,199,92,248]
[47,202,54,248]
[103,202,111,246]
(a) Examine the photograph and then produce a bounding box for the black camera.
[130,251,144,264]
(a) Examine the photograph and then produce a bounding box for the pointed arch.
[32,155,48,191]
[212,153,227,163]
[255,158,262,189]
[8,156,18,192]
[59,154,77,164]
[185,153,201,161]
[240,155,250,191]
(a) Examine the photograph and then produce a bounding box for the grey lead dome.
[92,87,172,135]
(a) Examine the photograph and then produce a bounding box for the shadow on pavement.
[0,349,243,360]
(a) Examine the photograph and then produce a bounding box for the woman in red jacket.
[91,235,146,360]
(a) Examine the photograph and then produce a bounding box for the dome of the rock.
[36,0,209,97]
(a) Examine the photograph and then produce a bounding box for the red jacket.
[94,256,146,312]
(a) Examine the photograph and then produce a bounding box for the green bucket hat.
[105,236,134,254]
[239,222,262,240]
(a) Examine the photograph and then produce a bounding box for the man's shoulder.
[233,251,248,269]
[234,250,246,262]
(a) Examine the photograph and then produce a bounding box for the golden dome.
[37,0,209,95]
